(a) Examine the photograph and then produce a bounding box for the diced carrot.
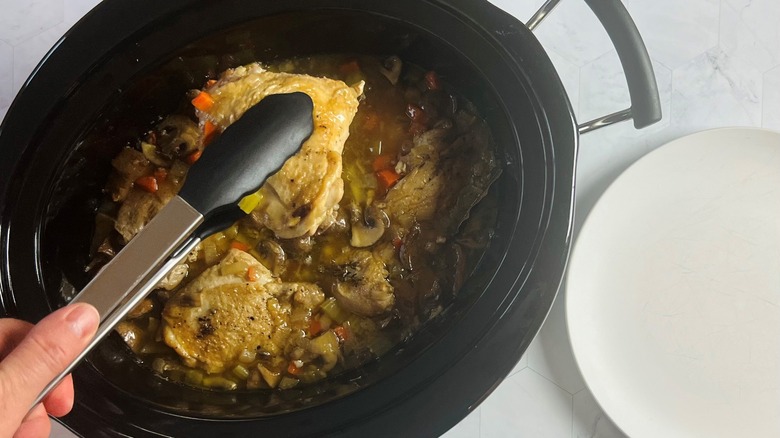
[424,71,441,90]
[154,167,167,181]
[376,169,401,190]
[392,237,403,250]
[339,60,360,75]
[246,266,258,282]
[372,154,394,172]
[186,150,203,165]
[407,104,428,136]
[231,241,250,252]
[135,176,158,193]
[308,318,323,337]
[333,326,350,342]
[191,91,215,111]
[203,120,218,146]
[287,361,301,376]
[405,104,428,124]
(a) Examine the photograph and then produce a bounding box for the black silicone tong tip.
[178,92,314,237]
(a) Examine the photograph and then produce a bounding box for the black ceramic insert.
[0,0,577,436]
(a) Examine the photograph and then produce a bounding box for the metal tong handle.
[31,196,203,408]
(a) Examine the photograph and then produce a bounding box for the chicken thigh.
[198,64,365,238]
[162,249,324,373]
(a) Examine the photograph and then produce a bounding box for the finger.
[0,303,99,420]
[0,321,76,419]
[41,374,74,417]
[0,319,33,358]
[13,403,51,438]
[0,320,76,417]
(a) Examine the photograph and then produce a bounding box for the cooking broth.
[90,54,500,391]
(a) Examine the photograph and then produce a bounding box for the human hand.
[0,304,99,438]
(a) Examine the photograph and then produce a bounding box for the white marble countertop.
[2,0,778,437]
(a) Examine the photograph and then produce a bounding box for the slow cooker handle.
[527,0,662,133]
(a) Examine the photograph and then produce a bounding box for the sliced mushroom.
[157,262,189,290]
[281,235,313,255]
[258,240,286,276]
[89,206,117,257]
[106,147,153,202]
[115,321,145,354]
[141,141,170,167]
[350,204,388,248]
[379,56,402,85]
[156,115,200,158]
[127,298,155,319]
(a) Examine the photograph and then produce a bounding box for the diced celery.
[367,335,394,356]
[233,233,250,244]
[220,260,248,276]
[318,314,333,331]
[203,240,220,265]
[184,369,204,386]
[223,224,239,240]
[232,364,250,380]
[320,297,349,323]
[202,376,238,390]
[299,368,328,384]
[213,232,229,253]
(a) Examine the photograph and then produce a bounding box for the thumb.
[0,303,99,416]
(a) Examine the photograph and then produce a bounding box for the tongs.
[32,92,314,407]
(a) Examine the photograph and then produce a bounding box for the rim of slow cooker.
[0,0,577,436]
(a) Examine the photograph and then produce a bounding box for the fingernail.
[64,304,99,338]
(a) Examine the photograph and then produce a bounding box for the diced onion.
[238,349,256,364]
[278,376,299,389]
[309,330,339,356]
[258,364,282,388]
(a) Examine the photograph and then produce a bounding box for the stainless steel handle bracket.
[526,0,562,31]
[577,108,633,134]
[526,0,662,133]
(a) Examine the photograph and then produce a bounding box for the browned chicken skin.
[162,249,324,373]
